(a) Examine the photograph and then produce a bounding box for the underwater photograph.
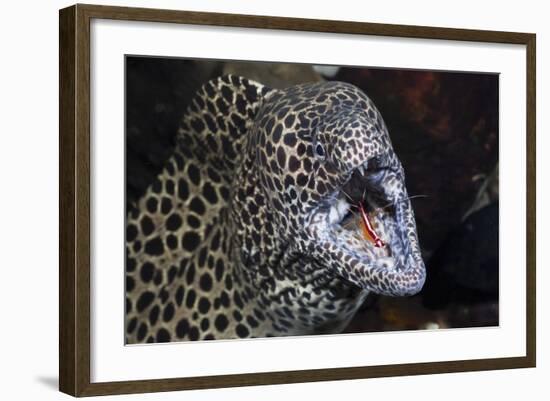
[124,57,499,344]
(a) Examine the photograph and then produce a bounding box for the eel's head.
[255,81,426,297]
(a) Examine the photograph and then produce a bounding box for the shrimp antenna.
[340,188,360,209]
[407,194,429,201]
[340,188,354,202]
[379,194,429,210]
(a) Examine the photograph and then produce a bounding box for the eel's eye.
[315,143,325,158]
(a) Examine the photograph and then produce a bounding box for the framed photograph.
[59,4,536,397]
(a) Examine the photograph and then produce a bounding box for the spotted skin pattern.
[125,75,426,343]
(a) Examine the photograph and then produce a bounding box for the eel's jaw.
[306,165,426,297]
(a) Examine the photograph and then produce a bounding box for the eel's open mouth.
[308,162,403,272]
[306,158,426,296]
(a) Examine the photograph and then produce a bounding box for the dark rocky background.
[126,56,499,333]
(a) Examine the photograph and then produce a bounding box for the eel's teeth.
[336,198,349,217]
[328,205,340,224]
[358,166,365,176]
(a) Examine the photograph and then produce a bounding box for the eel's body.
[125,75,425,343]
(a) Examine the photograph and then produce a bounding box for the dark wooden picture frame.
[59,3,536,397]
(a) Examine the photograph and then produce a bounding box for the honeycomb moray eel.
[125,75,426,343]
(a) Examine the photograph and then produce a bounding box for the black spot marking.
[215,259,224,282]
[231,113,245,129]
[235,94,247,114]
[136,291,154,312]
[288,156,300,172]
[187,215,201,228]
[176,318,190,338]
[161,197,172,214]
[187,164,201,186]
[284,114,295,128]
[126,275,135,292]
[175,286,185,306]
[178,178,189,200]
[149,305,159,325]
[214,315,229,332]
[144,237,164,256]
[185,264,196,286]
[203,114,217,133]
[156,328,171,342]
[283,132,297,147]
[134,241,141,252]
[296,173,308,187]
[140,262,154,283]
[296,143,306,156]
[146,197,158,213]
[190,118,205,133]
[272,124,283,143]
[220,291,230,307]
[216,97,229,114]
[221,85,233,102]
[189,197,205,215]
[198,297,211,314]
[233,292,244,309]
[151,180,162,194]
[127,317,137,334]
[140,216,154,236]
[225,275,233,290]
[199,273,213,292]
[211,231,221,251]
[126,257,136,272]
[246,315,259,328]
[315,143,325,158]
[166,267,176,285]
[127,224,138,242]
[220,187,230,201]
[236,324,250,338]
[174,153,184,170]
[276,146,286,168]
[165,179,175,195]
[317,181,327,194]
[181,232,200,252]
[137,322,148,341]
[153,270,163,286]
[166,213,182,231]
[254,309,265,321]
[166,234,178,250]
[232,311,242,322]
[163,302,175,322]
[186,289,196,308]
[202,182,218,204]
[159,287,168,304]
[207,168,221,183]
[189,326,200,341]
